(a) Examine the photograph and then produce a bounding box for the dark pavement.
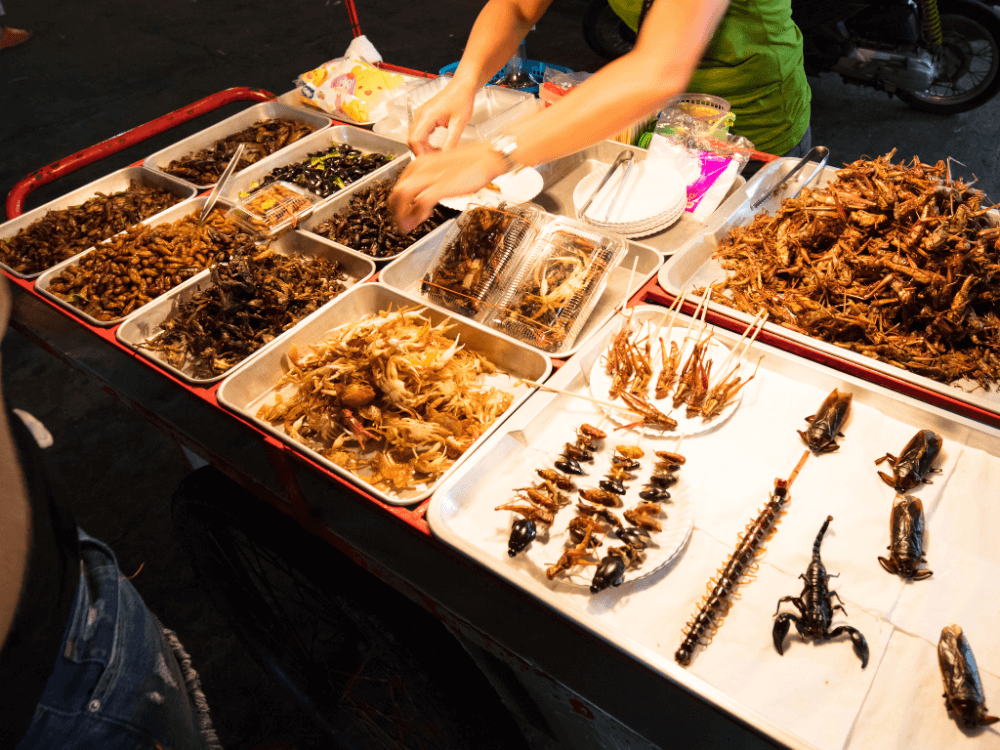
[3,1,1000,748]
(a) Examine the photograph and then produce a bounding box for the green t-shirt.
[608,0,811,155]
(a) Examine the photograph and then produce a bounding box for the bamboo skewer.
[519,379,645,417]
[707,310,767,391]
[616,255,640,313]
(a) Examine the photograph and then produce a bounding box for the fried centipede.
[675,450,810,666]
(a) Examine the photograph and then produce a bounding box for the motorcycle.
[582,0,1000,114]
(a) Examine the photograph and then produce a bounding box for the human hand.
[389,143,507,233]
[408,78,476,156]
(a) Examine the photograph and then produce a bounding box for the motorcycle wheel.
[900,0,1000,114]
[582,0,636,61]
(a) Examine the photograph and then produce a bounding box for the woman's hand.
[408,78,477,156]
[389,142,507,233]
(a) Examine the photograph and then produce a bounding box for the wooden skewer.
[786,449,811,490]
[651,291,685,344]
[519,379,644,417]
[616,255,640,313]
[707,309,765,391]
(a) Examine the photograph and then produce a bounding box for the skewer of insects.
[675,449,811,666]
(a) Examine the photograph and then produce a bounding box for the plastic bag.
[539,66,592,106]
[296,41,406,124]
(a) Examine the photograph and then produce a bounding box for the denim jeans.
[15,530,218,750]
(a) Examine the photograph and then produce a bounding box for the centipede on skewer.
[674,449,810,666]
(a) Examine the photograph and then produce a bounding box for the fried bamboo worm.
[675,450,810,666]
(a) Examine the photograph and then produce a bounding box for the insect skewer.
[519,379,645,418]
[651,291,685,344]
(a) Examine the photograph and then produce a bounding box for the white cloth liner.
[431,305,1000,750]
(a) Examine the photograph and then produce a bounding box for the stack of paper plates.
[572,159,687,238]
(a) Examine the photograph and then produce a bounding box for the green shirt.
[608,0,811,155]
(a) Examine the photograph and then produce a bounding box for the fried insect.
[590,541,646,593]
[798,389,852,454]
[555,457,584,475]
[536,468,577,491]
[546,530,601,580]
[513,486,568,511]
[878,495,932,580]
[578,488,622,507]
[0,182,184,275]
[676,452,809,667]
[508,518,537,557]
[575,502,622,528]
[256,144,393,198]
[599,478,627,495]
[494,500,555,525]
[616,445,645,460]
[654,450,686,465]
[624,503,663,532]
[875,429,943,492]
[938,625,999,727]
[568,516,605,546]
[562,443,594,462]
[700,151,1000,390]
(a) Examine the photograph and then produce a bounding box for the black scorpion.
[773,516,870,668]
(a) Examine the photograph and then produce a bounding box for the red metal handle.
[6,86,276,220]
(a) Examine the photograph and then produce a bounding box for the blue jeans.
[16,530,218,750]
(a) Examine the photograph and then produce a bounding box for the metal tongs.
[199,143,246,222]
[749,146,829,210]
[579,150,635,221]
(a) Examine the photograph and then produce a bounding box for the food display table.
[6,79,1000,750]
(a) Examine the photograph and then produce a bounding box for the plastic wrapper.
[487,219,627,353]
[421,203,542,317]
[296,58,406,123]
[227,181,317,236]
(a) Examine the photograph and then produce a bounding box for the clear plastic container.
[486,218,628,353]
[407,76,537,145]
[420,202,543,317]
[226,181,318,237]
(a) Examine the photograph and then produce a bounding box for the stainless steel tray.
[35,196,229,328]
[296,154,453,263]
[657,156,1000,421]
[115,231,376,385]
[428,304,1000,750]
[216,283,552,506]
[378,221,661,358]
[533,140,746,258]
[220,126,408,205]
[143,101,332,191]
[0,166,196,280]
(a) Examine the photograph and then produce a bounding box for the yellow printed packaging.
[297,58,404,123]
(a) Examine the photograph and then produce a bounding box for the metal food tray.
[220,126,408,206]
[216,283,552,506]
[532,139,745,258]
[379,221,661,358]
[657,156,1000,421]
[115,230,376,385]
[427,304,1000,750]
[297,154,453,263]
[143,101,332,191]
[0,166,197,280]
[35,196,228,328]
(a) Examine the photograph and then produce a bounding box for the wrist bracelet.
[489,134,524,175]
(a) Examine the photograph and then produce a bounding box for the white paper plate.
[588,318,747,436]
[439,167,544,211]
[505,438,695,590]
[573,159,686,225]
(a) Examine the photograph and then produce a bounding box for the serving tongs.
[199,143,246,222]
[579,150,635,221]
[749,145,829,210]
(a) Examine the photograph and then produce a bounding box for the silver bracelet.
[489,134,524,175]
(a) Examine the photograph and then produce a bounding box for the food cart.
[5,61,1000,750]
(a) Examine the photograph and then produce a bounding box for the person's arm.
[392,0,730,231]
[409,0,555,154]
[0,278,31,652]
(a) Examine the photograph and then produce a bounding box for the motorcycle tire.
[582,0,636,61]
[899,0,1000,114]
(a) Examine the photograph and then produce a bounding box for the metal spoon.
[579,150,634,219]
[750,145,829,210]
[199,143,246,222]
